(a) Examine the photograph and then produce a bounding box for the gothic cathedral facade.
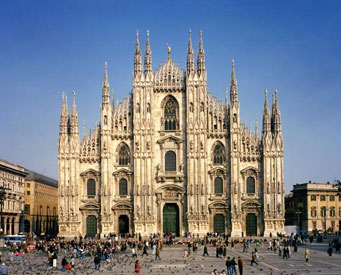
[58,31,285,238]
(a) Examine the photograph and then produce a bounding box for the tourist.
[251,252,258,266]
[142,244,148,256]
[237,257,244,275]
[94,254,101,270]
[220,270,227,275]
[230,257,237,275]
[134,260,141,275]
[14,251,19,261]
[70,255,75,271]
[184,249,188,264]
[305,248,310,262]
[155,246,161,261]
[203,244,209,256]
[327,246,333,258]
[61,257,68,271]
[0,263,8,275]
[210,269,219,275]
[21,251,26,261]
[226,257,231,274]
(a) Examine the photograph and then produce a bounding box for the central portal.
[163,203,179,236]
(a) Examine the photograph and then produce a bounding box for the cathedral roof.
[154,56,185,92]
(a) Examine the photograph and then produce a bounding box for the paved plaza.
[1,240,341,275]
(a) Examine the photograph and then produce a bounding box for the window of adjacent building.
[87,179,96,197]
[330,207,335,217]
[53,207,56,216]
[311,207,317,217]
[27,183,30,188]
[330,195,335,201]
[47,206,50,216]
[331,221,335,230]
[165,151,176,172]
[213,143,226,164]
[311,195,316,201]
[118,144,130,166]
[119,179,128,196]
[27,191,30,195]
[164,96,178,131]
[246,177,256,194]
[321,207,326,217]
[24,204,30,215]
[312,221,317,230]
[40,205,43,215]
[320,195,326,201]
[214,177,223,195]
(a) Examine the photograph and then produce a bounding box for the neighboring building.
[58,31,285,238]
[24,170,58,237]
[285,181,341,233]
[0,159,27,235]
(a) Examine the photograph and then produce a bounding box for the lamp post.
[0,186,7,236]
[296,210,302,233]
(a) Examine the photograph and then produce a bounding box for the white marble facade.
[58,30,285,238]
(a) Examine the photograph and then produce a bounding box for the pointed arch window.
[87,179,96,197]
[118,144,130,166]
[246,177,255,194]
[165,151,176,172]
[213,143,226,164]
[119,179,128,196]
[214,177,223,195]
[163,96,178,131]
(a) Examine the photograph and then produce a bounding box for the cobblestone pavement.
[2,242,341,274]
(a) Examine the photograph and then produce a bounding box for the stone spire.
[59,91,69,134]
[144,30,152,74]
[197,30,205,74]
[134,30,143,75]
[70,90,79,135]
[225,88,229,108]
[262,89,271,135]
[187,29,194,74]
[82,120,86,140]
[102,61,110,105]
[230,60,238,104]
[272,90,281,133]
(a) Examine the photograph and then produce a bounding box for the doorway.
[163,203,180,236]
[86,215,97,237]
[118,215,129,234]
[246,213,257,236]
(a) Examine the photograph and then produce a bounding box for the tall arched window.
[330,207,335,217]
[214,177,223,195]
[118,144,130,165]
[164,96,178,130]
[87,179,96,197]
[119,179,128,196]
[213,143,226,164]
[246,177,255,194]
[165,151,176,172]
[321,207,326,217]
[311,207,317,217]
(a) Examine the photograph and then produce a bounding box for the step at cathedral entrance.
[163,203,179,236]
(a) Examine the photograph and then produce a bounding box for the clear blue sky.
[0,0,340,193]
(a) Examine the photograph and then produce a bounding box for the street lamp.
[296,210,302,233]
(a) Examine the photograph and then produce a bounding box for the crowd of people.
[0,231,339,274]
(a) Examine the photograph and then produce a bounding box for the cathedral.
[58,30,285,238]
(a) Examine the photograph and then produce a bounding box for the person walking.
[305,248,310,262]
[225,257,231,275]
[134,260,141,275]
[237,257,244,275]
[230,257,237,275]
[327,246,333,258]
[61,257,68,272]
[184,249,188,264]
[142,244,148,256]
[94,254,101,270]
[203,244,209,256]
[155,247,161,261]
[251,252,258,266]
